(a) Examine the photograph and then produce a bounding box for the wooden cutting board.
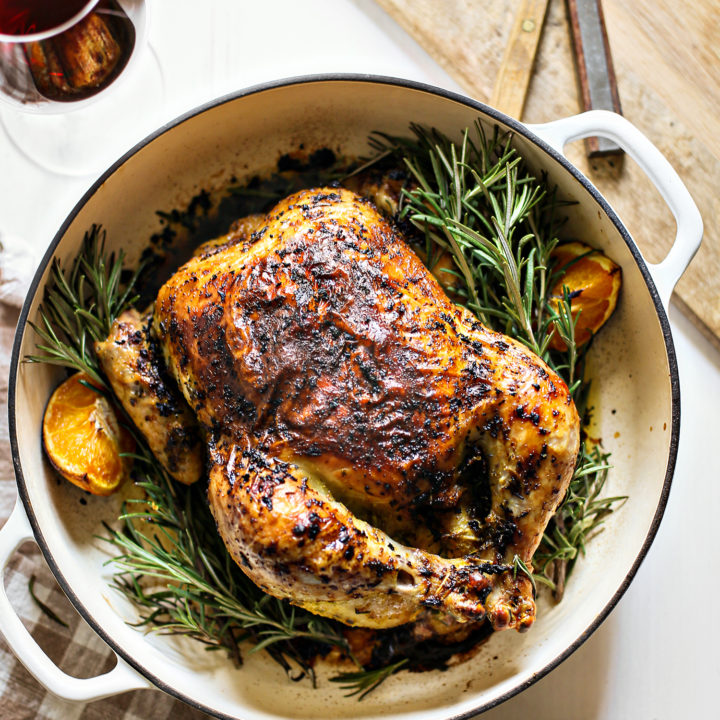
[376,0,720,349]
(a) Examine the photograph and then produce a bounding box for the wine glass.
[0,0,165,176]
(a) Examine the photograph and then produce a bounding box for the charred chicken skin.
[139,187,580,633]
[95,309,203,485]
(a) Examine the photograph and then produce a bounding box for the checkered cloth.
[0,306,210,719]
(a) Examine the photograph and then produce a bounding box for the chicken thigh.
[153,187,580,632]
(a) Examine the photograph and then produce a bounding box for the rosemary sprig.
[330,659,409,700]
[512,555,540,595]
[24,225,144,388]
[375,124,560,357]
[534,444,627,600]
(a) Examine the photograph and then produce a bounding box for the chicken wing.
[95,309,203,485]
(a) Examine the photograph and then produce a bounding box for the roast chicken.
[99,186,580,634]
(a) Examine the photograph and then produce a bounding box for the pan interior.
[11,79,675,720]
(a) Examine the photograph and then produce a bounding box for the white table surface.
[1,1,718,718]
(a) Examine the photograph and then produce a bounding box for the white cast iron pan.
[0,76,702,719]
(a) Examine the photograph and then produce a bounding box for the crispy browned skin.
[154,187,580,631]
[95,310,203,485]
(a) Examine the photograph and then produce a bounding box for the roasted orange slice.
[43,372,134,496]
[549,241,621,351]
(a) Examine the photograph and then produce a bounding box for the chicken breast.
[153,187,580,631]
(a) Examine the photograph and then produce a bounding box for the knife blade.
[566,0,623,157]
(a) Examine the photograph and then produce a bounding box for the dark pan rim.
[7,73,680,720]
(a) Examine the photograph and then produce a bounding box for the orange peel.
[43,372,134,496]
[549,241,621,351]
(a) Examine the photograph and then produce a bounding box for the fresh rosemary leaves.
[330,659,409,700]
[25,226,143,388]
[28,122,625,699]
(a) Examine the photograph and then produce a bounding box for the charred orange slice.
[549,241,621,351]
[43,372,134,496]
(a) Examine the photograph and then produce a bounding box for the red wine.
[0,0,93,37]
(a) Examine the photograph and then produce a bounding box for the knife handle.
[490,0,550,120]
[566,0,623,156]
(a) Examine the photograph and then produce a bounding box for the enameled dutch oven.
[0,76,702,719]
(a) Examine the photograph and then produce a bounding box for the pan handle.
[527,110,703,309]
[0,497,151,701]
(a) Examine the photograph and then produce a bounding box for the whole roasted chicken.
[99,187,580,635]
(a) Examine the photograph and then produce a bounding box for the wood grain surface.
[375,0,720,348]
